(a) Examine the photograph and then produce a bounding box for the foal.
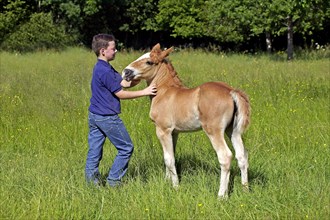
[122,44,251,198]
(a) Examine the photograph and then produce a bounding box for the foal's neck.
[149,62,184,88]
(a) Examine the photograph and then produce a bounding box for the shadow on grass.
[124,152,268,196]
[174,154,268,196]
[228,167,268,195]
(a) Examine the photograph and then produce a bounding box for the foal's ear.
[150,43,163,63]
[162,46,174,58]
[150,44,173,63]
[151,43,162,53]
[152,43,161,52]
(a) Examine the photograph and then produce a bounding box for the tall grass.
[1,48,329,219]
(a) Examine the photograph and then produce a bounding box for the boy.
[85,34,157,187]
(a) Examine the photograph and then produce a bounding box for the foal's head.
[122,44,174,82]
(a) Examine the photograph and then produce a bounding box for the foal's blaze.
[122,43,251,198]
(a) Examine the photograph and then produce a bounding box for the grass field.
[0,47,329,219]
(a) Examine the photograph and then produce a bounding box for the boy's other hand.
[144,84,157,96]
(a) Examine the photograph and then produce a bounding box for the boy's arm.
[115,84,157,99]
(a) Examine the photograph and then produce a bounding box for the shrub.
[0,12,77,52]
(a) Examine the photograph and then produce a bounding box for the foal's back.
[150,81,235,132]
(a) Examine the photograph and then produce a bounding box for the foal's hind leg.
[204,128,233,198]
[228,129,249,190]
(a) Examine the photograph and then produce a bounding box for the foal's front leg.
[156,127,179,188]
[165,132,178,180]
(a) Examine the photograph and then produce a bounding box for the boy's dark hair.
[92,34,116,56]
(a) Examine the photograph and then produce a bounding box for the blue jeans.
[85,112,134,185]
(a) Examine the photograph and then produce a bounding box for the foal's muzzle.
[122,69,135,81]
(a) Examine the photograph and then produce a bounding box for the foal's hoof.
[173,184,180,191]
[217,194,229,201]
[242,183,249,192]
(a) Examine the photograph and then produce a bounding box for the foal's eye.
[146,61,154,65]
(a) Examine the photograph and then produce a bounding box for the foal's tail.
[230,90,251,134]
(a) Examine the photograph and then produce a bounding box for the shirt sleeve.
[101,67,122,93]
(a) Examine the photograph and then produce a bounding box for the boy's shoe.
[107,179,122,188]
[86,173,102,187]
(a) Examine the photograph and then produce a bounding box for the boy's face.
[100,41,117,61]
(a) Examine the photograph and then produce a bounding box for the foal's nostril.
[125,69,133,75]
[122,69,134,81]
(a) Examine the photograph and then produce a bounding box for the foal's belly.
[174,116,202,132]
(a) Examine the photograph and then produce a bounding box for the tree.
[1,0,329,52]
[203,0,254,44]
[118,0,160,47]
[1,12,74,52]
[121,0,159,33]
[39,0,125,45]
[0,0,31,43]
[39,0,84,36]
[154,0,205,38]
[249,0,329,59]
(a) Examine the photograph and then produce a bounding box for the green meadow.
[0,48,329,219]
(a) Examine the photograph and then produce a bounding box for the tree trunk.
[265,32,272,54]
[287,16,294,60]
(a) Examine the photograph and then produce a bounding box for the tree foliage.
[0,0,30,43]
[1,12,75,52]
[121,0,159,33]
[0,0,329,54]
[154,0,205,38]
[203,0,255,43]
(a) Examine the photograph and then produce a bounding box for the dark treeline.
[1,0,329,59]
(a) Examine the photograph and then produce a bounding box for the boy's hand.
[130,79,141,87]
[121,79,141,88]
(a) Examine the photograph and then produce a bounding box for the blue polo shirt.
[89,59,123,115]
